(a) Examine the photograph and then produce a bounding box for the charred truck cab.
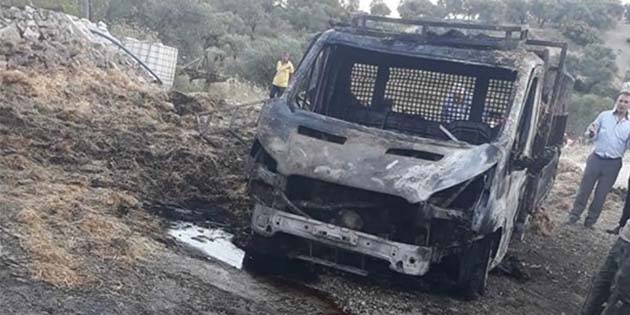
[245,16,574,296]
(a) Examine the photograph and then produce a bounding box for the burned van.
[245,16,574,296]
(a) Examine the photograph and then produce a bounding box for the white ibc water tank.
[123,38,178,88]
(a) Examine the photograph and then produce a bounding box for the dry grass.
[79,213,131,240]
[531,157,583,235]
[14,208,86,287]
[6,184,161,287]
[532,147,627,236]
[0,64,229,289]
[0,8,238,291]
[1,157,161,288]
[0,69,31,85]
[531,209,554,236]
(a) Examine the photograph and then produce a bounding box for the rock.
[0,55,7,70]
[158,101,176,112]
[0,24,21,42]
[0,6,154,83]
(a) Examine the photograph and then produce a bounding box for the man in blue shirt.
[568,91,630,228]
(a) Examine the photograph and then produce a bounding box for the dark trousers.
[582,238,630,315]
[619,181,630,227]
[569,153,622,226]
[269,85,285,98]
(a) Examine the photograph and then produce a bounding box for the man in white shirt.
[567,92,630,228]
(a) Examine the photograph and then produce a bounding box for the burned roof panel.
[320,30,532,70]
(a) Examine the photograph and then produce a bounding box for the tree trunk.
[80,0,91,20]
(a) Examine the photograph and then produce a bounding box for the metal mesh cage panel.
[350,63,378,106]
[346,64,514,125]
[123,39,178,87]
[384,68,476,122]
[483,79,514,127]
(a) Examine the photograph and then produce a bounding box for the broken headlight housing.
[428,168,495,210]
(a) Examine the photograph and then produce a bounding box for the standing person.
[567,92,630,228]
[441,83,473,123]
[607,83,630,235]
[581,223,630,314]
[606,192,630,235]
[269,53,294,99]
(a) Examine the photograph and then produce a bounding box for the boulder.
[0,24,21,42]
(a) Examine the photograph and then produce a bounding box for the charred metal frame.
[525,39,568,108]
[351,14,528,50]
[246,16,573,280]
[253,205,432,276]
[196,99,264,145]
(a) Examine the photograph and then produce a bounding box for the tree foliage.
[370,0,391,16]
[527,0,563,27]
[2,0,81,15]
[569,1,619,29]
[398,0,622,30]
[561,21,603,46]
[398,0,446,19]
[58,0,352,87]
[567,94,615,136]
[503,0,529,24]
[282,0,348,32]
[340,0,360,12]
[463,0,505,23]
[566,44,618,95]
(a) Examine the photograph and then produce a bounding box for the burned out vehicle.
[245,16,573,296]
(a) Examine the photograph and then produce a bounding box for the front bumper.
[251,204,433,276]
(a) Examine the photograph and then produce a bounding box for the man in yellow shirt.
[270,53,294,98]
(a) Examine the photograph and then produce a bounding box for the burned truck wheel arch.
[245,15,574,296]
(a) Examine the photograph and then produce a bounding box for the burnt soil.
[0,6,625,315]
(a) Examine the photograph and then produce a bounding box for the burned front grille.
[285,176,426,245]
[293,239,390,276]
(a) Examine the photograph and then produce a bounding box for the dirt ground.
[302,154,627,315]
[1,6,628,315]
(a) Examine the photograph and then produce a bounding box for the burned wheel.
[242,234,289,274]
[456,236,494,299]
[243,234,317,281]
[243,248,289,274]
